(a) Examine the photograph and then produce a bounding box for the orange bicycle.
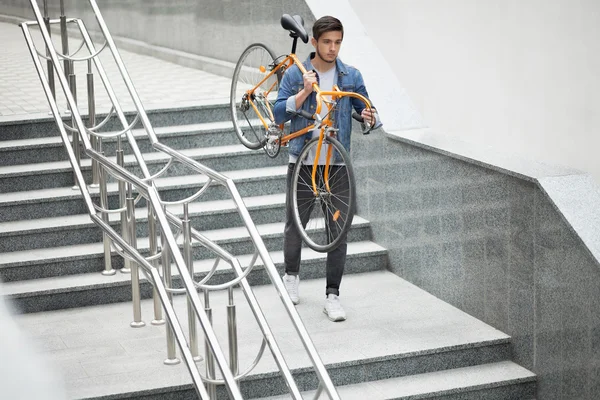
[230,14,374,253]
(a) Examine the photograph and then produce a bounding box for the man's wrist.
[295,88,310,108]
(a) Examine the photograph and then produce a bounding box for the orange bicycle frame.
[245,53,372,195]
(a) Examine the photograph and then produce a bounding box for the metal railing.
[19,1,340,399]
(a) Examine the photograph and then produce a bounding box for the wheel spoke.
[231,44,279,149]
[291,137,355,252]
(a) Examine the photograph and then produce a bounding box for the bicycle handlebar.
[352,111,364,123]
[319,90,375,135]
[352,111,373,135]
[297,109,315,120]
[295,100,375,134]
[292,62,375,133]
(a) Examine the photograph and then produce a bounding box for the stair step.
[0,213,374,281]
[0,192,286,240]
[4,241,387,312]
[0,165,287,222]
[0,193,287,254]
[0,142,286,192]
[256,361,536,400]
[12,271,522,399]
[0,120,262,167]
[0,101,231,141]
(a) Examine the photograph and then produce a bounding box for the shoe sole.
[323,308,346,322]
[282,275,299,305]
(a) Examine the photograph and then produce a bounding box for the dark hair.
[312,16,344,41]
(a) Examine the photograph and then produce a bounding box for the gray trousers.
[283,163,348,296]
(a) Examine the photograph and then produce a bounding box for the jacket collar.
[303,52,348,75]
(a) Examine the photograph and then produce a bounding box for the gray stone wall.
[352,130,600,399]
[0,0,316,71]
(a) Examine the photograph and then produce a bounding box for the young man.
[273,16,380,321]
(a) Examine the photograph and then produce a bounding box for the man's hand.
[361,108,377,127]
[294,71,318,110]
[303,70,318,93]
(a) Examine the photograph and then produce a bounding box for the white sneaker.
[282,274,300,305]
[323,294,346,322]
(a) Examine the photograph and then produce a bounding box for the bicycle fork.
[311,128,341,222]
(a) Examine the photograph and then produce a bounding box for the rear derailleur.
[264,123,283,158]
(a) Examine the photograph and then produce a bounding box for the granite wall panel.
[352,130,600,399]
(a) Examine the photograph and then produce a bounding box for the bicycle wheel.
[230,43,281,150]
[291,136,356,253]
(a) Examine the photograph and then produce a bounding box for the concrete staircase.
[0,102,536,399]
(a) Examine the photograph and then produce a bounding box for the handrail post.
[148,204,165,325]
[127,182,144,328]
[59,0,71,115]
[99,154,115,276]
[161,227,180,365]
[91,49,113,277]
[68,70,80,189]
[87,59,100,188]
[183,203,201,361]
[204,290,217,399]
[227,287,239,375]
[312,383,324,400]
[118,144,130,273]
[42,0,55,103]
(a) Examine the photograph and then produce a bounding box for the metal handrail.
[139,157,174,181]
[85,7,339,395]
[161,178,214,206]
[21,25,213,400]
[37,39,108,62]
[84,112,140,138]
[21,1,342,399]
[22,6,240,400]
[202,339,268,384]
[87,105,115,132]
[34,37,89,60]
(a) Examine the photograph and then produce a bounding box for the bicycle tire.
[230,43,280,150]
[291,136,356,253]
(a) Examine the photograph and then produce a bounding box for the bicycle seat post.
[290,34,298,54]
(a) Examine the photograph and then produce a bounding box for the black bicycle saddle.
[281,14,309,43]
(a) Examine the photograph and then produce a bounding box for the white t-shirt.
[286,64,338,165]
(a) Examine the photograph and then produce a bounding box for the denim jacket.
[273,53,381,158]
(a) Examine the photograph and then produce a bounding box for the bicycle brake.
[325,127,339,138]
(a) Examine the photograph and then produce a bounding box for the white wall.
[349,0,600,182]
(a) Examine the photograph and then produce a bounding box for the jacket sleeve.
[274,66,298,125]
[351,69,383,129]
